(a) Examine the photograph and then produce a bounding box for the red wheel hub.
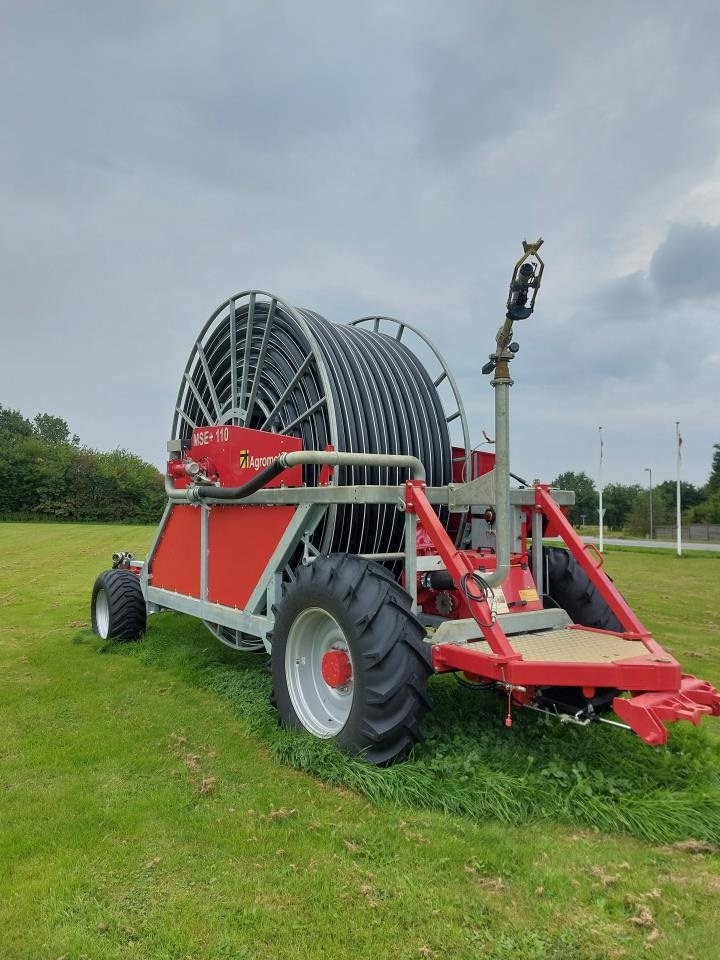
[321,649,352,688]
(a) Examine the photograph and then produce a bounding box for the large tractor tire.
[91,569,146,641]
[541,546,623,632]
[271,554,431,766]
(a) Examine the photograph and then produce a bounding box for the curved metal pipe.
[280,450,425,482]
[165,450,426,504]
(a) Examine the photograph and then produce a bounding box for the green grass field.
[1,522,719,959]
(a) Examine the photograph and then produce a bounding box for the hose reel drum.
[172,292,471,559]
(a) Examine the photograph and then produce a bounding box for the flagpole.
[676,421,682,557]
[598,426,604,554]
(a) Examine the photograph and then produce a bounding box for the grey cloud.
[1,1,719,490]
[649,223,720,302]
[582,271,653,326]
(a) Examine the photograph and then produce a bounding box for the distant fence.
[655,524,720,543]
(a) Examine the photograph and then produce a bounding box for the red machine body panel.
[191,425,303,488]
[451,445,495,483]
[150,505,201,596]
[169,426,303,490]
[149,503,297,606]
[416,552,543,619]
[207,504,297,608]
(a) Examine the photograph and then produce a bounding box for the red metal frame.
[534,485,650,640]
[405,479,519,663]
[405,478,720,744]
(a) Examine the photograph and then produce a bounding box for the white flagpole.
[598,426,604,553]
[676,421,682,557]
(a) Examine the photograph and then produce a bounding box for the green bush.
[0,403,165,523]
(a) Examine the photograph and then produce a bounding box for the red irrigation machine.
[91,241,720,764]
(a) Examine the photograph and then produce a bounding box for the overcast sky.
[2,1,719,487]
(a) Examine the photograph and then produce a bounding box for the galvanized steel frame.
[142,470,573,652]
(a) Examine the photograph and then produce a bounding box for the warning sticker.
[492,585,510,616]
[519,588,539,602]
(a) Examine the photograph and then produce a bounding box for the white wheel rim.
[285,607,354,737]
[95,588,110,639]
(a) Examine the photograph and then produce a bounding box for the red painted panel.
[207,505,297,608]
[190,425,303,488]
[151,505,201,597]
[451,445,495,483]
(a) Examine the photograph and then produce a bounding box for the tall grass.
[93,612,720,845]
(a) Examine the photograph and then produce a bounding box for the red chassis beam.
[534,484,650,644]
[404,479,720,744]
[403,478,677,683]
[403,480,520,664]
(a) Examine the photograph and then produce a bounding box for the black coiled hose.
[173,295,452,556]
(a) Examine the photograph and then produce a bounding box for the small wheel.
[91,569,146,641]
[271,554,431,766]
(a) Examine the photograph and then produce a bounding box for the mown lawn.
[1,522,719,959]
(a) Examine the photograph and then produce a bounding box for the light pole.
[598,426,604,553]
[644,467,653,539]
[676,422,682,557]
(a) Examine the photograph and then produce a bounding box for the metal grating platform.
[465,628,646,663]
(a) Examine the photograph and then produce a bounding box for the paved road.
[580,536,720,553]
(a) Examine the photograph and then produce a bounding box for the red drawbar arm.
[534,484,658,643]
[404,480,720,746]
[404,480,519,662]
[613,676,720,745]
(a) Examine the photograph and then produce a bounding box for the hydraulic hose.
[191,459,285,501]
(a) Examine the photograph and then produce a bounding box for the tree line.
[0,404,166,523]
[2,401,719,532]
[553,443,720,534]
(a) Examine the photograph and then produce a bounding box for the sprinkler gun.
[482,238,544,377]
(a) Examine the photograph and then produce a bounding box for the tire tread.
[91,569,146,641]
[272,554,430,766]
[540,547,622,632]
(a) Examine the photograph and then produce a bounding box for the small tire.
[271,554,431,766]
[540,546,623,632]
[91,569,146,641]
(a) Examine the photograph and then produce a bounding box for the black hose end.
[423,570,456,591]
[195,458,285,500]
